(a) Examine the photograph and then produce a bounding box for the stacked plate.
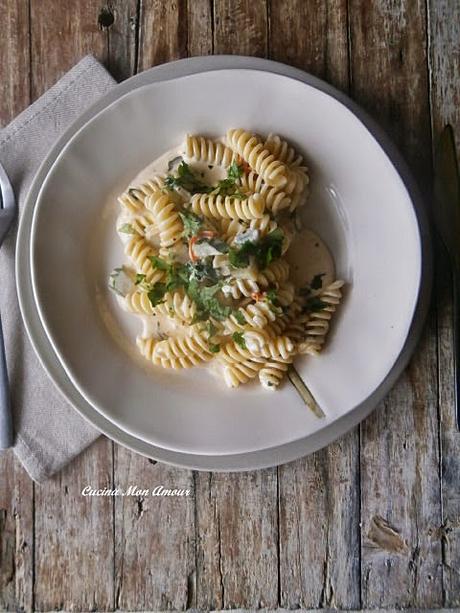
[16,56,431,470]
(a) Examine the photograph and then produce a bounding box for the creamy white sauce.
[286,228,335,289]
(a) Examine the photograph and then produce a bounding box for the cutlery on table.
[0,162,16,449]
[434,125,460,430]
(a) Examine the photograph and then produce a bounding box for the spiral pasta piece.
[154,290,197,324]
[218,341,264,388]
[239,171,291,214]
[248,215,278,236]
[150,327,214,368]
[227,129,288,188]
[276,282,296,307]
[297,280,344,355]
[264,296,304,337]
[125,289,155,315]
[256,259,290,288]
[263,134,304,167]
[146,190,184,256]
[263,134,308,196]
[125,235,165,284]
[223,360,264,388]
[244,330,296,360]
[259,358,292,390]
[225,301,277,332]
[222,278,260,300]
[184,134,237,167]
[190,192,265,220]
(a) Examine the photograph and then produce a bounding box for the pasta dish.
[109,129,344,390]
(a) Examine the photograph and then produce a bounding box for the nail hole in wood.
[98,6,114,30]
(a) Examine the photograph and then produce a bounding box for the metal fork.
[0,162,16,449]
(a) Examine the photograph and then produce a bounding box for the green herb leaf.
[208,343,221,353]
[118,223,135,234]
[187,279,231,321]
[233,310,246,325]
[206,321,218,338]
[179,210,204,238]
[148,255,170,270]
[135,273,146,285]
[310,273,325,290]
[147,282,167,307]
[305,296,328,312]
[227,162,243,181]
[165,161,213,195]
[232,332,247,349]
[228,228,284,270]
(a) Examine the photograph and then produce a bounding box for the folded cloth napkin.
[0,56,115,482]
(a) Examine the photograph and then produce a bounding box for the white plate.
[20,56,431,467]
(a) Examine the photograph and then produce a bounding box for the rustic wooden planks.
[428,0,460,606]
[137,0,188,71]
[0,0,459,609]
[0,1,33,611]
[113,452,195,610]
[349,0,443,608]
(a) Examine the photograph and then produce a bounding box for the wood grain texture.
[34,439,114,611]
[195,470,279,609]
[114,450,195,610]
[187,0,213,56]
[428,0,460,606]
[137,0,187,70]
[214,0,268,56]
[349,0,443,607]
[270,2,360,609]
[0,2,33,611]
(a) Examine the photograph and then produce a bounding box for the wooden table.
[0,1,459,611]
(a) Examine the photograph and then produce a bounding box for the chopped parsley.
[165,161,212,195]
[310,273,325,290]
[233,310,246,325]
[208,343,221,353]
[179,210,204,238]
[228,228,284,269]
[118,223,135,234]
[305,296,328,312]
[206,321,218,337]
[213,162,245,198]
[147,282,167,307]
[148,255,170,270]
[188,279,231,321]
[135,273,146,285]
[232,332,247,350]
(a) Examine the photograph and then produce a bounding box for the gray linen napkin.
[0,56,115,482]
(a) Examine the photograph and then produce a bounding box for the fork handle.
[452,269,460,430]
[0,311,13,449]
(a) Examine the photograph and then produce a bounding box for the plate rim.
[16,55,433,470]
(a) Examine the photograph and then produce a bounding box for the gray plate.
[16,55,432,471]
